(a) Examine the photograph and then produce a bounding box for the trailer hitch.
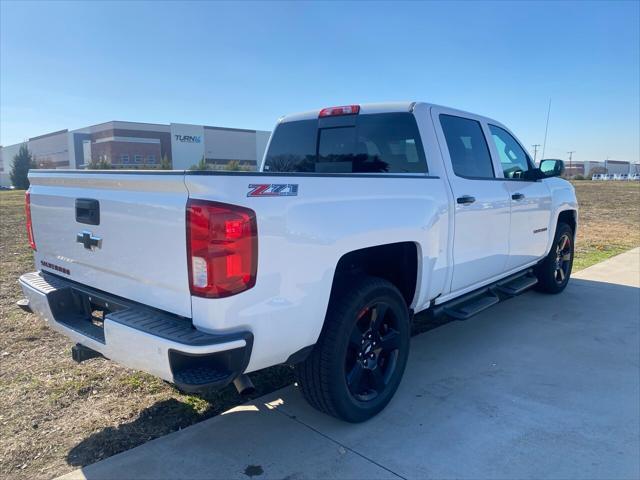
[71,343,103,363]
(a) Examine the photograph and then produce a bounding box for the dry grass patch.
[0,189,293,479]
[0,181,638,479]
[571,181,640,270]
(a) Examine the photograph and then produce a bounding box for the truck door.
[432,108,511,292]
[486,124,553,270]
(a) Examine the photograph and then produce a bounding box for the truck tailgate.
[28,171,191,317]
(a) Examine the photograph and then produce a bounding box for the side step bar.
[441,289,499,320]
[495,272,538,296]
[433,269,538,321]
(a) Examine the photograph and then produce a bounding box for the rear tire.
[534,222,574,294]
[295,276,410,422]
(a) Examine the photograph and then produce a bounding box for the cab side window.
[440,114,494,179]
[489,125,532,179]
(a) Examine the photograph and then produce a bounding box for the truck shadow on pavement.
[66,278,640,476]
[65,366,295,468]
[65,310,455,469]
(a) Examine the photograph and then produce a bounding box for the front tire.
[534,222,574,294]
[295,276,410,422]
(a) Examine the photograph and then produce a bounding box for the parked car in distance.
[19,102,578,422]
[591,173,604,181]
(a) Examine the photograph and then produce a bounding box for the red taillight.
[318,105,360,118]
[25,191,36,250]
[186,199,258,298]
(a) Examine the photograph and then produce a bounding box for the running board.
[442,291,499,320]
[433,269,538,321]
[494,271,538,296]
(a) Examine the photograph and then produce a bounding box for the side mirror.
[539,159,565,178]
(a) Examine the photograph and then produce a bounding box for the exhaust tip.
[233,374,255,395]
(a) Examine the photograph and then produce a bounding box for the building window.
[147,155,156,164]
[134,154,143,164]
[120,154,130,164]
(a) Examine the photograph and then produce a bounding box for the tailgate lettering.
[41,260,70,276]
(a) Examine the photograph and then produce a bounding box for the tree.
[160,154,172,170]
[10,143,36,189]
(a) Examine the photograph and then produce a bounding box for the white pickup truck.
[20,102,577,422]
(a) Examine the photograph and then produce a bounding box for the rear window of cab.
[264,112,428,174]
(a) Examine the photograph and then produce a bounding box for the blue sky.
[1,1,638,162]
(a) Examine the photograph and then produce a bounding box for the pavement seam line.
[271,406,408,480]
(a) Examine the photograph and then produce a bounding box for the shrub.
[189,156,210,171]
[87,158,112,169]
[160,154,172,170]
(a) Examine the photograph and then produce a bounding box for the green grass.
[572,245,630,272]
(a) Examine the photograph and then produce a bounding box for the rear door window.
[439,114,495,179]
[264,113,427,174]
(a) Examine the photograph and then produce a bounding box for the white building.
[1,121,271,186]
[540,159,638,177]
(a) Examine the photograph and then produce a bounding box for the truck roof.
[278,101,499,126]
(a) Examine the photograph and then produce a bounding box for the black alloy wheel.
[295,276,410,422]
[345,302,401,402]
[554,233,572,285]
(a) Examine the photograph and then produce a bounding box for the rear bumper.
[19,271,252,392]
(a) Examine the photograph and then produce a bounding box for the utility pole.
[567,151,575,175]
[532,144,541,164]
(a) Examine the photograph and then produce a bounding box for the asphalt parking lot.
[60,248,640,480]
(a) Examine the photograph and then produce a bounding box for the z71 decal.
[247,184,299,197]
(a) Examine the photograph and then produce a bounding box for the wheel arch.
[329,242,420,308]
[544,208,578,257]
[557,209,577,235]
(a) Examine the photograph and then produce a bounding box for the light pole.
[532,144,541,164]
[567,151,575,176]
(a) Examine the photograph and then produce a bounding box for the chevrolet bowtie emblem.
[76,231,102,250]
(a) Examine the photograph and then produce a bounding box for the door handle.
[511,193,525,201]
[456,195,476,205]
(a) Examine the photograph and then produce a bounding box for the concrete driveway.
[61,249,640,480]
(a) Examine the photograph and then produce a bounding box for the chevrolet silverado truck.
[19,102,577,422]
